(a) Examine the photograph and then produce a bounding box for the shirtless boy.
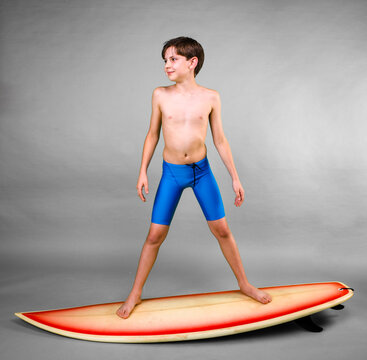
[116,36,272,319]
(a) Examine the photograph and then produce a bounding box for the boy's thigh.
[193,171,225,222]
[151,176,183,226]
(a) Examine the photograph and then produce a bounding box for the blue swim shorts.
[151,156,225,225]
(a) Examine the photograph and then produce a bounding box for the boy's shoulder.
[198,86,220,98]
[153,85,169,92]
[152,85,220,98]
[151,86,169,100]
[203,86,220,99]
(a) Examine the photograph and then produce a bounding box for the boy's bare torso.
[158,85,215,164]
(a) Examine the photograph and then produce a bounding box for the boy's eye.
[163,57,176,63]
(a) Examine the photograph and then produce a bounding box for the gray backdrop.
[1,0,366,359]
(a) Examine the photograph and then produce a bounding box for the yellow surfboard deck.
[15,282,353,343]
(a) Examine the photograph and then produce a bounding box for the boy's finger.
[239,188,244,201]
[137,187,146,202]
[235,190,243,206]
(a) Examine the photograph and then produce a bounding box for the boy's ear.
[189,57,198,71]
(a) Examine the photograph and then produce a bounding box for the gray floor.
[2,232,365,360]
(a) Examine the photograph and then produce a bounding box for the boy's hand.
[137,172,149,202]
[232,179,244,207]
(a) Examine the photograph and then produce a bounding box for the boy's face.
[163,46,196,81]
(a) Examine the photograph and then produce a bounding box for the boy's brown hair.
[161,36,205,77]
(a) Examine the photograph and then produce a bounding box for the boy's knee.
[211,222,231,239]
[146,226,168,246]
[146,235,163,247]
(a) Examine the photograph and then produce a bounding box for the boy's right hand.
[137,173,149,202]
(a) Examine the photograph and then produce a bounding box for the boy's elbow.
[147,131,160,143]
[214,135,226,148]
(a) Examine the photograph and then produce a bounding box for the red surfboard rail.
[15,282,354,342]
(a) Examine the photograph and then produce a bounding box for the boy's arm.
[209,91,244,207]
[137,87,162,202]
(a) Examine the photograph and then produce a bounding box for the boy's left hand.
[232,179,244,207]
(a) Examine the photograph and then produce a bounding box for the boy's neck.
[173,76,199,94]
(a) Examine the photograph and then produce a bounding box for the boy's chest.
[161,96,212,124]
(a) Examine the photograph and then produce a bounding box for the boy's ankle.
[129,289,142,298]
[238,280,251,289]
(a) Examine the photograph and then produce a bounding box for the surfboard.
[15,281,353,343]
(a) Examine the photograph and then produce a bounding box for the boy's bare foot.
[116,292,142,319]
[240,283,272,304]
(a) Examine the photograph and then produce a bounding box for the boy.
[117,36,272,319]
